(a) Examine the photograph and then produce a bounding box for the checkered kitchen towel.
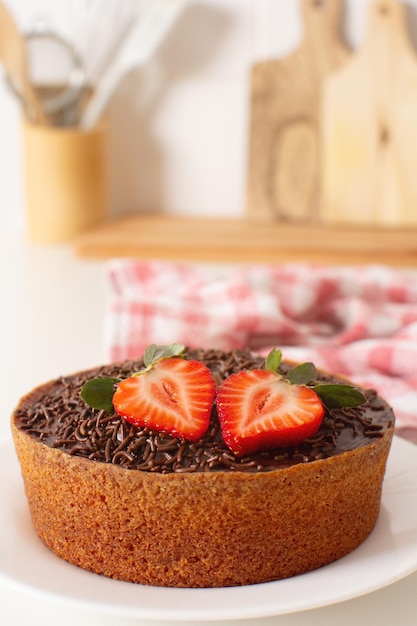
[105,260,417,440]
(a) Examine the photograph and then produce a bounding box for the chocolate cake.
[11,348,395,588]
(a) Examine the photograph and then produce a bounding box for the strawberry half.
[113,355,216,442]
[216,368,325,456]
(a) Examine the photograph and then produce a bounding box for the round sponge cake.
[11,348,395,588]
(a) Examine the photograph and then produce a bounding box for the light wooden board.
[247,0,349,222]
[75,214,417,267]
[321,0,417,226]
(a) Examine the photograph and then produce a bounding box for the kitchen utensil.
[321,0,417,226]
[6,20,86,126]
[26,25,85,123]
[247,0,349,221]
[0,1,48,124]
[73,0,139,89]
[80,0,187,130]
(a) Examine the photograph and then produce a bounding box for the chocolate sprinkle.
[13,348,395,473]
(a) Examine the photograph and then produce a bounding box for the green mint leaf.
[143,343,185,368]
[313,384,367,409]
[80,377,121,412]
[265,348,282,373]
[286,362,317,385]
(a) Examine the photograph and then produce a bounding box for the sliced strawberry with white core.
[216,369,325,456]
[81,345,365,456]
[113,357,216,442]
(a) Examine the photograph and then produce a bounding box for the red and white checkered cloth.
[105,260,417,441]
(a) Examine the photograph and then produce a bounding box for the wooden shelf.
[74,214,417,266]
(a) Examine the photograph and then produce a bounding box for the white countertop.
[1,232,416,626]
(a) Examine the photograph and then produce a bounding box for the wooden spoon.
[0,1,48,125]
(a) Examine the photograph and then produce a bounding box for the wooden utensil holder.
[23,121,108,243]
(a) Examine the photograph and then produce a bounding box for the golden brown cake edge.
[11,417,394,588]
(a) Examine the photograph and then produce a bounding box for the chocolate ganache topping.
[13,349,394,473]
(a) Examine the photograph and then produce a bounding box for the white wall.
[1,0,416,233]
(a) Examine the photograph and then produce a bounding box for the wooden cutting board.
[75,213,417,267]
[321,0,417,226]
[247,0,349,221]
